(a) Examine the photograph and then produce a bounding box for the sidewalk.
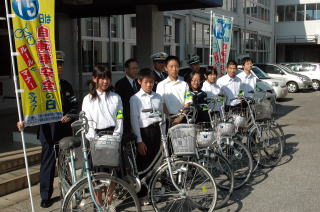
[0,179,60,212]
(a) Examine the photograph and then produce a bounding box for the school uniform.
[217,74,243,112]
[202,81,221,112]
[156,77,192,115]
[190,90,210,123]
[82,90,123,173]
[237,71,257,97]
[130,89,163,171]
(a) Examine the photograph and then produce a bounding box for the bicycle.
[231,91,284,169]
[59,111,141,212]
[168,105,235,209]
[14,24,36,46]
[123,108,218,212]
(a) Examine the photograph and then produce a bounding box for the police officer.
[150,52,168,91]
[183,55,206,83]
[17,51,78,208]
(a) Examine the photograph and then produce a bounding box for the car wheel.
[312,80,320,90]
[287,82,298,93]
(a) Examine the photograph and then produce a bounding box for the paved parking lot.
[1,91,320,212]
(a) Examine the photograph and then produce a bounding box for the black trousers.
[38,122,72,201]
[136,124,161,172]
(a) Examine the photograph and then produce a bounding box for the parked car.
[237,66,287,99]
[282,62,320,90]
[255,63,313,93]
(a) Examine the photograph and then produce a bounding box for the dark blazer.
[152,69,168,92]
[115,76,140,132]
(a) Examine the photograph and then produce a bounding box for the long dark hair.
[88,65,112,100]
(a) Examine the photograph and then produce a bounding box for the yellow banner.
[10,0,62,126]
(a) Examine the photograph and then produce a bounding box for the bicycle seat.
[59,136,81,151]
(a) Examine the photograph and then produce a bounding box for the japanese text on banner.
[11,0,62,126]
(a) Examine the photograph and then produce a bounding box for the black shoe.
[40,199,51,208]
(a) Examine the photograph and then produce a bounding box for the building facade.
[276,0,320,62]
[0,0,275,103]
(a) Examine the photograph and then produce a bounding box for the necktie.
[132,80,138,93]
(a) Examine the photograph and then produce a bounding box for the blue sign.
[12,0,40,20]
[213,18,232,40]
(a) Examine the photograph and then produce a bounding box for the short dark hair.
[227,60,238,68]
[242,57,253,66]
[125,58,138,69]
[165,55,180,67]
[138,68,155,81]
[205,66,218,76]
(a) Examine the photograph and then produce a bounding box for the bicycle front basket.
[216,122,236,137]
[254,99,275,121]
[169,124,196,156]
[91,135,121,167]
[196,122,215,147]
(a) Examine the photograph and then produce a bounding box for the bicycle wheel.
[246,129,262,172]
[197,149,234,209]
[150,160,217,212]
[271,121,286,145]
[61,173,141,212]
[254,126,284,168]
[219,139,253,190]
[57,150,73,199]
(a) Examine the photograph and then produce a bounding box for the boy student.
[156,56,192,125]
[217,60,243,111]
[130,68,163,172]
[237,57,257,97]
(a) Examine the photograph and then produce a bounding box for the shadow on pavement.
[276,98,293,103]
[275,105,300,118]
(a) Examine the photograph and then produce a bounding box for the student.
[217,60,243,112]
[17,51,78,208]
[115,59,140,132]
[187,71,209,123]
[202,66,221,98]
[130,68,163,171]
[237,57,257,97]
[82,66,123,170]
[156,56,192,125]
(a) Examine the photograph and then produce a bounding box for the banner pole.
[4,1,36,211]
[209,10,213,66]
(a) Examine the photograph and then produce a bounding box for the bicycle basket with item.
[253,99,275,121]
[168,124,197,156]
[91,135,121,167]
[196,122,215,147]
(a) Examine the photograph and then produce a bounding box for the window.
[317,4,320,20]
[297,5,305,21]
[222,0,237,12]
[245,0,270,22]
[277,6,285,22]
[306,4,316,20]
[285,5,295,21]
[130,17,136,28]
[174,18,180,43]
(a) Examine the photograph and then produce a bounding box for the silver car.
[282,62,320,90]
[255,64,313,93]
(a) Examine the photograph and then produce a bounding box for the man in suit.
[115,58,140,132]
[150,52,168,91]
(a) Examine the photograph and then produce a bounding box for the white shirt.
[130,89,164,143]
[237,71,257,97]
[82,90,123,141]
[217,74,242,106]
[156,77,192,114]
[202,81,221,111]
[202,81,220,98]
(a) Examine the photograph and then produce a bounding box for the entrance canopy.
[57,0,223,17]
